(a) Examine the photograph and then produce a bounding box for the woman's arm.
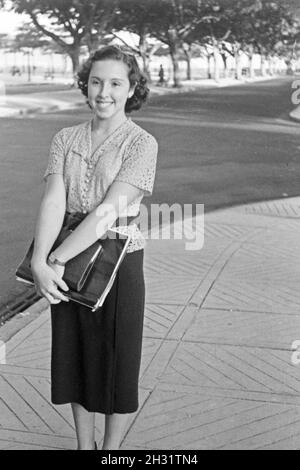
[51,181,143,264]
[31,174,66,266]
[31,174,69,303]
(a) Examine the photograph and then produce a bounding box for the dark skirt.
[50,249,145,414]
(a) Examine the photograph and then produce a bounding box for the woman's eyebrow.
[90,76,125,82]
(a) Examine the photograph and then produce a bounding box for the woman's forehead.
[90,59,129,79]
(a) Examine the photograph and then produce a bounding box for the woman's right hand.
[31,261,69,305]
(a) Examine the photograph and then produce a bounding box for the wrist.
[31,257,47,271]
[48,252,66,266]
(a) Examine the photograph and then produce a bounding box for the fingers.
[47,264,69,292]
[49,285,69,302]
[40,282,69,304]
[44,292,61,305]
[55,276,69,292]
[33,266,69,303]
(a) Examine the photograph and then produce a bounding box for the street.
[0,76,299,305]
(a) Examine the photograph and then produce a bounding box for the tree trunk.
[249,53,255,79]
[220,53,228,78]
[268,56,274,76]
[207,54,213,79]
[168,30,181,87]
[139,35,151,82]
[183,46,192,80]
[142,54,151,82]
[235,52,242,80]
[68,45,80,85]
[248,44,255,79]
[260,55,267,76]
[170,51,180,87]
[26,51,31,82]
[213,42,220,82]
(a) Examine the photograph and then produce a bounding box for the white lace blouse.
[43,118,158,253]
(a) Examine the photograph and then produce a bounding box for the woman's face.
[87,59,134,121]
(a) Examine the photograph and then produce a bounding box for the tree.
[192,0,235,82]
[229,0,296,77]
[8,0,114,78]
[148,0,204,87]
[109,0,163,82]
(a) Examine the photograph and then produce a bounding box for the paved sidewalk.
[1,196,300,450]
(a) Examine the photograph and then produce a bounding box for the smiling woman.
[77,46,149,114]
[88,60,135,124]
[30,45,158,451]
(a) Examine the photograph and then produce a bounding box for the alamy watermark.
[291,80,300,105]
[95,198,204,251]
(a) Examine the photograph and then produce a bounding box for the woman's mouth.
[96,100,113,108]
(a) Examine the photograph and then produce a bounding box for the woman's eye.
[91,80,100,85]
[113,82,120,86]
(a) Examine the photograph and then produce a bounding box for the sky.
[0,10,29,35]
[0,8,141,48]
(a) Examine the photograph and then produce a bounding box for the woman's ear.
[128,85,136,99]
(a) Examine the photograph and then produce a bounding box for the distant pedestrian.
[31,45,158,450]
[158,64,165,85]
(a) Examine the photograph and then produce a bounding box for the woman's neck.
[91,112,128,135]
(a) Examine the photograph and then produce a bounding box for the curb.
[0,101,85,118]
[289,105,300,122]
[0,297,48,347]
[19,101,85,116]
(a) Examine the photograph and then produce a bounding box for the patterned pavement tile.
[183,309,300,349]
[0,366,151,449]
[143,304,184,339]
[6,319,51,368]
[140,338,163,380]
[125,386,300,450]
[242,200,300,218]
[156,342,300,395]
[220,242,300,283]
[202,278,300,314]
[145,275,200,305]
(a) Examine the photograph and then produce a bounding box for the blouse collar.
[71,118,132,160]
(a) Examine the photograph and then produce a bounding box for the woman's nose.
[98,82,110,97]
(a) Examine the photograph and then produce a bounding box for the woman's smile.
[96,100,114,109]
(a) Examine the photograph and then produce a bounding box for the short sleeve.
[114,132,158,196]
[43,129,65,182]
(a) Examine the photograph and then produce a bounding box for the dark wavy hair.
[77,45,149,113]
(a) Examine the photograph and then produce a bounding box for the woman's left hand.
[47,262,68,294]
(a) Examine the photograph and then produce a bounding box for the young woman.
[31,45,158,450]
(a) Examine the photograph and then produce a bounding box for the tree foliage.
[4,0,300,85]
[8,0,114,74]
